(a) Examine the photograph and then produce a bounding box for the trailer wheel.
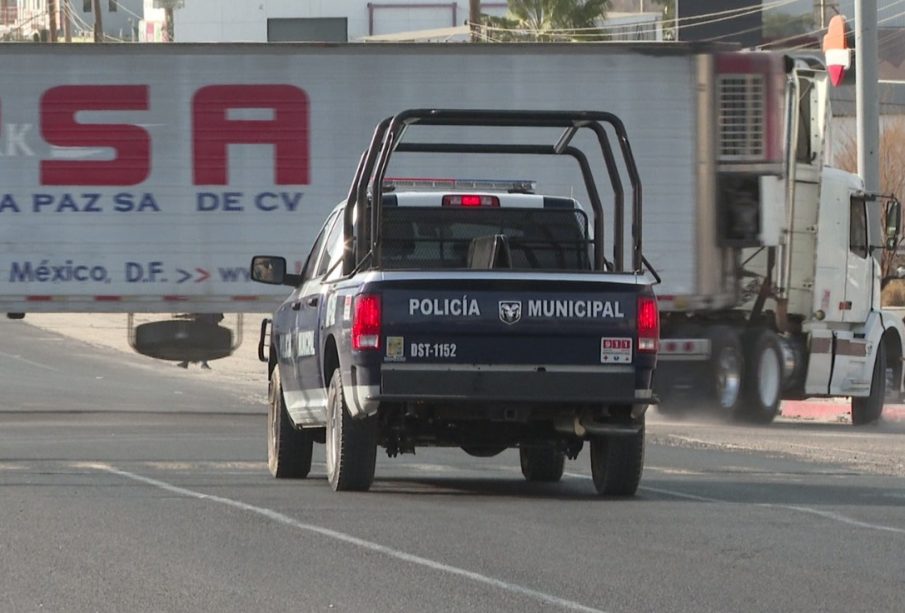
[267,369,313,479]
[708,326,744,414]
[325,370,377,492]
[589,424,644,496]
[851,341,886,426]
[519,447,565,482]
[737,329,783,424]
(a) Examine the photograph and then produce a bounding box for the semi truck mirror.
[885,199,901,250]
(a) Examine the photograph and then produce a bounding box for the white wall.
[173,0,508,42]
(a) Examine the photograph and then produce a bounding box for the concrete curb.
[781,401,905,422]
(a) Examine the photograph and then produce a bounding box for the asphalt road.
[1,320,904,613]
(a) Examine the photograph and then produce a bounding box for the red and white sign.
[822,15,850,87]
[601,338,632,364]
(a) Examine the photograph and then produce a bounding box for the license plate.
[600,338,632,363]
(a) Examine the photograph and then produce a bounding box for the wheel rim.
[326,388,339,479]
[268,390,278,463]
[716,347,742,410]
[758,346,781,408]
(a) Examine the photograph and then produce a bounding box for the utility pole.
[92,0,103,42]
[165,7,174,41]
[855,0,879,195]
[63,0,72,43]
[469,0,481,42]
[815,2,844,29]
[47,0,57,42]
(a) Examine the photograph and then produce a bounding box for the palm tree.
[484,0,610,42]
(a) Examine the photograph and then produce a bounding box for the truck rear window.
[380,207,592,271]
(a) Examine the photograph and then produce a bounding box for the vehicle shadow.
[366,475,621,500]
[363,473,905,509]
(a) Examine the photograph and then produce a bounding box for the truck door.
[293,210,344,422]
[279,211,336,422]
[843,195,872,324]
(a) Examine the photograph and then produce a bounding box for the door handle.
[307,296,320,307]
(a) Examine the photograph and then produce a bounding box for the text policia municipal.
[408,298,626,319]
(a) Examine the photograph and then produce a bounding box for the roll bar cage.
[341,109,649,277]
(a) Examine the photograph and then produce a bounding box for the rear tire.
[736,329,783,424]
[519,447,565,482]
[267,369,313,479]
[852,341,886,426]
[589,424,644,496]
[325,370,377,491]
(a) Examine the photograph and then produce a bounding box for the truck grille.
[718,74,765,161]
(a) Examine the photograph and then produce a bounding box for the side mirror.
[885,199,901,250]
[250,256,287,285]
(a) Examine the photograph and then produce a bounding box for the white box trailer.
[0,43,710,317]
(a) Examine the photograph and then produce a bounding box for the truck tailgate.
[371,276,654,404]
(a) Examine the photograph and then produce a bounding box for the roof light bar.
[384,177,536,193]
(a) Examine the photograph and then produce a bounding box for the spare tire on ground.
[133,319,233,362]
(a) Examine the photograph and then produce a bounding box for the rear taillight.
[637,296,659,353]
[442,194,500,207]
[352,294,381,350]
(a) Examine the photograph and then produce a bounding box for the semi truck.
[0,43,900,424]
[652,52,905,426]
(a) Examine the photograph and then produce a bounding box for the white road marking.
[761,505,905,535]
[82,462,607,613]
[0,351,60,372]
[639,485,724,503]
[563,471,905,536]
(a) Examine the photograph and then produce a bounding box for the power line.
[766,4,905,50]
[480,0,799,38]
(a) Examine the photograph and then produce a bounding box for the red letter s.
[192,85,309,186]
[40,85,150,186]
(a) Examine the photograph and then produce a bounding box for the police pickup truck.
[251,109,658,496]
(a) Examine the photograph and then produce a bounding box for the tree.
[483,0,610,42]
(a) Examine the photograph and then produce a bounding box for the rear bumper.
[378,363,652,404]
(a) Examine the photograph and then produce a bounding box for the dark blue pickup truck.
[252,109,658,495]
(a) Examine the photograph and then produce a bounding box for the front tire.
[736,329,783,424]
[519,447,565,482]
[852,341,886,426]
[589,424,644,496]
[267,369,313,479]
[325,370,377,491]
